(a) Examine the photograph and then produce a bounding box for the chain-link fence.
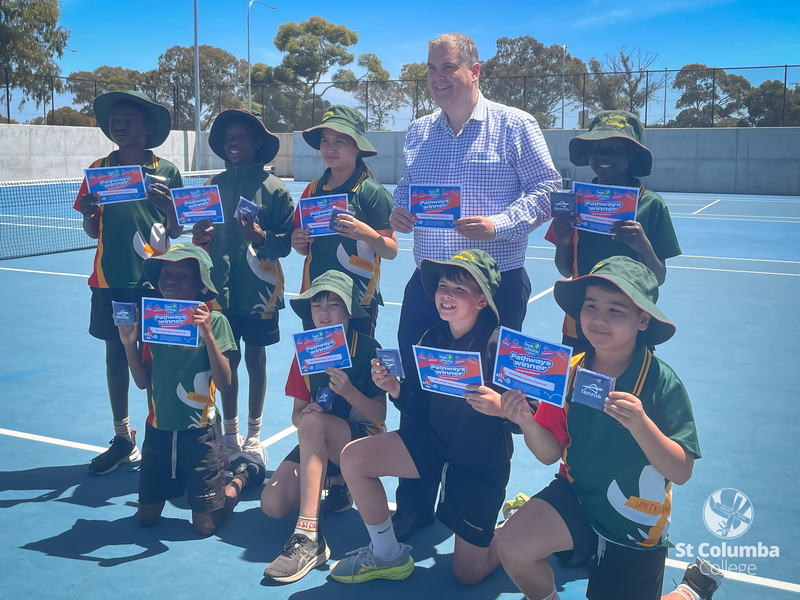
[3,65,799,131]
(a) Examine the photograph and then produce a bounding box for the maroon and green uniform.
[545,180,681,339]
[143,311,236,431]
[73,150,182,289]
[294,167,393,314]
[535,344,700,549]
[203,161,294,323]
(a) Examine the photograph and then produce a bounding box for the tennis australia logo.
[703,488,753,539]
[581,383,604,399]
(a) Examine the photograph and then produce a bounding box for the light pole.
[194,0,201,169]
[248,1,276,111]
[562,44,567,129]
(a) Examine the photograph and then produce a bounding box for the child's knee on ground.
[137,502,164,527]
[191,511,218,536]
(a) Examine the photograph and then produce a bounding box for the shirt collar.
[108,149,156,168]
[434,92,487,133]
[319,167,366,193]
[583,342,651,394]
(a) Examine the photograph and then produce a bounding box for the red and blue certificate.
[171,185,224,225]
[84,166,147,204]
[572,182,639,235]
[293,324,352,376]
[141,297,201,347]
[492,327,573,408]
[413,345,483,399]
[298,194,348,237]
[409,185,461,229]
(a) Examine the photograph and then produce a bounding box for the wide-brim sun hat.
[208,109,280,163]
[290,271,369,323]
[302,105,377,157]
[553,255,675,345]
[569,110,653,178]
[93,90,172,149]
[420,249,501,324]
[142,242,218,301]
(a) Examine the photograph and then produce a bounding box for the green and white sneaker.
[329,543,414,584]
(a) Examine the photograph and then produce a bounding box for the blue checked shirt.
[394,93,560,271]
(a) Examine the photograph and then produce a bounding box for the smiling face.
[224,120,262,164]
[319,129,359,175]
[587,139,633,183]
[579,283,650,355]
[427,43,480,117]
[310,291,351,330]
[108,102,153,150]
[434,270,487,329]
[157,259,203,301]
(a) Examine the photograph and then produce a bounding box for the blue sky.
[56,0,798,79]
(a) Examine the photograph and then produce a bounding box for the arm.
[604,391,694,484]
[334,216,398,259]
[326,366,387,427]
[290,193,311,256]
[254,184,295,260]
[193,304,232,392]
[502,389,565,465]
[551,216,577,278]
[118,313,151,389]
[77,194,101,239]
[389,137,416,235]
[609,221,666,284]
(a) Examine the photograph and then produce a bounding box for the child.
[118,243,259,535]
[192,109,294,469]
[73,90,183,475]
[495,256,722,600]
[546,111,681,353]
[330,249,510,586]
[290,105,397,336]
[260,271,386,583]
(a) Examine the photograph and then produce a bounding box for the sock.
[113,417,132,441]
[295,516,318,542]
[673,586,699,600]
[247,416,262,440]
[366,516,402,561]
[532,590,560,600]
[223,417,239,447]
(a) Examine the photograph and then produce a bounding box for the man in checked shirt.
[388,32,561,541]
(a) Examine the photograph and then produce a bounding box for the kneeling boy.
[331,249,510,586]
[260,271,386,583]
[118,243,260,535]
[495,256,722,600]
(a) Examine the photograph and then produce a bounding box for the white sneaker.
[223,433,244,459]
[231,436,267,467]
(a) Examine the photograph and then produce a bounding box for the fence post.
[94,80,97,98]
[217,85,220,115]
[414,79,419,120]
[365,81,369,129]
[523,75,527,112]
[5,70,10,123]
[311,87,315,127]
[50,76,55,125]
[581,73,586,122]
[711,68,716,127]
[644,70,649,126]
[663,68,667,125]
[783,65,788,127]
[174,84,179,129]
[261,85,265,113]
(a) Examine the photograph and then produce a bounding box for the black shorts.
[139,422,227,514]
[282,418,372,478]
[89,287,152,341]
[398,423,510,548]
[534,475,666,600]
[223,310,280,347]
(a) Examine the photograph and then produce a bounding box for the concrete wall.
[0,124,294,181]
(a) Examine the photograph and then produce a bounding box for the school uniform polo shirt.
[535,343,701,549]
[73,150,183,289]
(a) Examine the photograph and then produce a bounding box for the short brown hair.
[428,33,479,67]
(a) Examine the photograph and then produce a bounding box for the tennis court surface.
[1,185,799,599]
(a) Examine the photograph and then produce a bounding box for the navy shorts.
[89,287,151,341]
[223,310,280,347]
[139,422,227,514]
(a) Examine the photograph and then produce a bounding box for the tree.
[398,62,436,121]
[744,80,800,127]
[480,36,587,128]
[28,105,95,126]
[584,48,664,116]
[672,64,751,127]
[65,66,143,118]
[334,54,402,130]
[0,0,69,111]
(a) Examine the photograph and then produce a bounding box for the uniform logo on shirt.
[703,488,754,539]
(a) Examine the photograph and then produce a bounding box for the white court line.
[0,267,88,278]
[672,214,800,223]
[668,265,800,277]
[665,558,800,592]
[0,428,107,453]
[692,198,722,215]
[528,286,554,304]
[526,256,553,261]
[0,213,82,222]
[0,222,83,231]
[261,425,297,448]
[679,255,800,265]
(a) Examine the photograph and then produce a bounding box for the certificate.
[409,185,461,229]
[171,185,225,225]
[84,166,147,204]
[141,297,201,347]
[293,324,352,376]
[413,345,483,399]
[572,181,639,235]
[492,327,573,408]
[298,194,348,237]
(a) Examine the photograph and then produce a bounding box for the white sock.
[247,416,262,440]
[673,586,700,600]
[113,417,132,441]
[366,516,402,561]
[531,589,560,600]
[294,516,318,542]
[223,417,239,446]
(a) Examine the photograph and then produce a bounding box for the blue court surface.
[1,186,799,599]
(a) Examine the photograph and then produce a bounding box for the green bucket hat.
[208,109,280,164]
[142,243,218,301]
[302,105,377,157]
[93,90,172,149]
[420,249,501,324]
[569,110,653,177]
[553,256,675,345]
[290,271,369,323]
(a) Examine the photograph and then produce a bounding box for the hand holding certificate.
[298,194,348,237]
[572,182,639,235]
[409,185,461,229]
[171,185,224,225]
[413,345,483,398]
[293,324,352,376]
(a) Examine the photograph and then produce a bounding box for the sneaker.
[230,456,266,488]
[391,509,435,542]
[88,431,140,475]
[329,542,414,584]
[678,557,724,599]
[501,492,530,521]
[325,484,353,514]
[223,433,244,460]
[230,436,266,467]
[263,533,331,583]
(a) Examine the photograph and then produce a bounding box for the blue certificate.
[293,324,352,376]
[413,345,483,399]
[85,166,147,204]
[141,297,200,347]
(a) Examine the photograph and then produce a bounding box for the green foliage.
[28,105,95,126]
[672,63,751,127]
[584,48,664,116]
[65,66,143,118]
[744,80,800,127]
[398,62,435,121]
